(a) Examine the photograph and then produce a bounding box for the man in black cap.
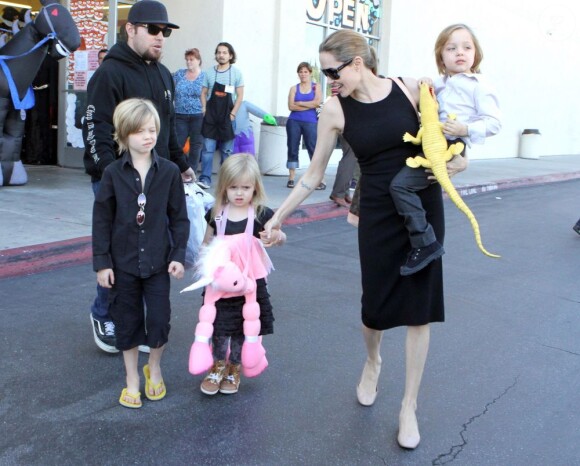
[83,0,195,353]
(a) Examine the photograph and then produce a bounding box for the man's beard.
[142,48,161,62]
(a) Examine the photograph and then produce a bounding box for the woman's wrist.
[270,213,283,230]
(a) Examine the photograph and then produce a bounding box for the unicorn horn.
[180,276,212,293]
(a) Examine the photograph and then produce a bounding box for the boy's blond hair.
[434,24,483,75]
[212,153,267,219]
[113,98,160,153]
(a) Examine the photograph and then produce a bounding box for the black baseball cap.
[128,1,180,29]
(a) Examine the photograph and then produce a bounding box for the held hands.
[262,216,284,247]
[168,261,185,279]
[417,76,433,87]
[97,268,115,288]
[259,228,286,248]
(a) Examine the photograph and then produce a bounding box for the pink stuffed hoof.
[189,340,213,375]
[241,340,266,369]
[243,355,268,377]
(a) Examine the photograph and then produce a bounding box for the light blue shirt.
[434,73,501,147]
[202,65,244,102]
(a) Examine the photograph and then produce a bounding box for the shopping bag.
[184,183,214,269]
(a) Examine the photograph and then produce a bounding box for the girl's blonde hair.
[113,98,160,153]
[434,23,483,75]
[212,153,267,218]
[319,29,378,76]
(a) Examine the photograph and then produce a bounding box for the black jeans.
[175,113,204,173]
[390,165,436,248]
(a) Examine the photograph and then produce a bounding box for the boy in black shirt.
[92,98,189,408]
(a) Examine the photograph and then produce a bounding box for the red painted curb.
[453,172,580,197]
[0,236,92,280]
[284,201,348,225]
[0,202,346,280]
[2,171,579,280]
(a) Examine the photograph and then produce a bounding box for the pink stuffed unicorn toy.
[181,205,273,377]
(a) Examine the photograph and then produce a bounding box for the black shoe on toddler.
[400,241,444,276]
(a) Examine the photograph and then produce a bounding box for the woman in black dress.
[264,30,467,449]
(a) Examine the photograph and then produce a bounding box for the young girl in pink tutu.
[188,153,286,395]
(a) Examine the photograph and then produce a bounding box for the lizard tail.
[437,168,501,258]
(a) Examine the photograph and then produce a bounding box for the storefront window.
[65,0,134,149]
[115,1,133,42]
[307,0,381,37]
[67,0,109,91]
[306,0,382,95]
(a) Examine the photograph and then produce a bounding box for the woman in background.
[173,48,206,173]
[285,62,322,189]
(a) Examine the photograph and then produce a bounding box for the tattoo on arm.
[300,180,313,191]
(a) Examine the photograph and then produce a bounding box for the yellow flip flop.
[119,388,142,409]
[143,364,166,401]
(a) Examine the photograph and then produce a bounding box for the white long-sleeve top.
[434,73,501,147]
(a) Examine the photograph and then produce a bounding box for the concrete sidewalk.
[0,154,579,277]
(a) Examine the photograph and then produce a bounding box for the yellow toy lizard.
[403,83,500,258]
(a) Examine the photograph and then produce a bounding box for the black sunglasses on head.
[136,23,172,38]
[321,58,353,80]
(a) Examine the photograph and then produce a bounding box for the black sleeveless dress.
[338,80,445,330]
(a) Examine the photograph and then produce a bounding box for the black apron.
[202,67,235,142]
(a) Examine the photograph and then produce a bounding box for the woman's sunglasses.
[136,23,172,38]
[321,58,353,80]
[136,193,146,226]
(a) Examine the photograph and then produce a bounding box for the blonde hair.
[113,98,160,153]
[434,23,483,75]
[319,29,378,75]
[212,153,267,219]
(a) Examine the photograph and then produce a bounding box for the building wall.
[155,0,580,160]
[163,0,343,168]
[375,0,580,159]
[164,0,303,118]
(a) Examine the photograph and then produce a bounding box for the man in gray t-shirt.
[197,42,244,188]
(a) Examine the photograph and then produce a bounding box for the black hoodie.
[83,41,188,181]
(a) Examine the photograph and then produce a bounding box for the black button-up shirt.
[92,151,190,278]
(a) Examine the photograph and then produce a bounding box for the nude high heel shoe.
[356,359,381,406]
[397,401,421,449]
